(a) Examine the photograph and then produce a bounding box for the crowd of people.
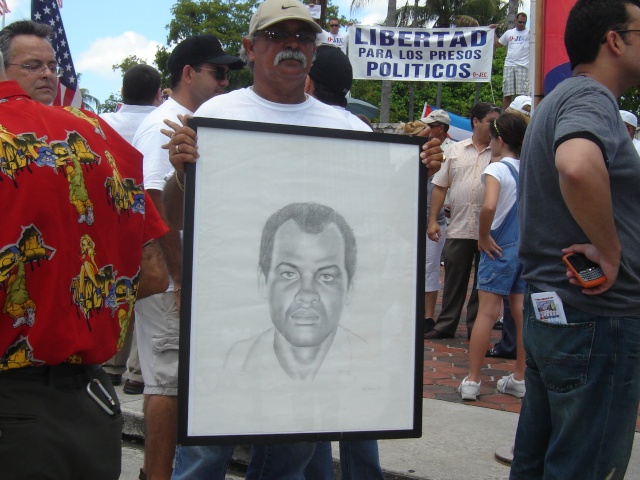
[1,0,640,479]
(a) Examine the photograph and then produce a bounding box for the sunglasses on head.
[259,28,317,44]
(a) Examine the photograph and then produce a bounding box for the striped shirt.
[432,137,492,239]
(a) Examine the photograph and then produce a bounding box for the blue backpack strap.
[500,160,519,195]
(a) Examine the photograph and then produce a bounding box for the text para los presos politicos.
[367,62,477,79]
[357,48,483,61]
[354,28,488,48]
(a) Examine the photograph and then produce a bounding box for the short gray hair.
[0,20,53,66]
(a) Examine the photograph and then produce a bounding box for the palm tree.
[81,88,101,114]
[352,0,398,122]
[507,0,522,28]
[396,0,505,29]
[394,0,506,116]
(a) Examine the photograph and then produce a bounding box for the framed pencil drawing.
[177,118,427,445]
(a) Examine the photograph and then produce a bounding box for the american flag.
[0,1,11,15]
[31,0,81,107]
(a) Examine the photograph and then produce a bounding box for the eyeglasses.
[615,29,640,36]
[259,29,317,44]
[516,21,526,25]
[7,62,63,77]
[197,66,230,81]
[429,122,443,128]
[329,24,340,28]
[602,29,640,44]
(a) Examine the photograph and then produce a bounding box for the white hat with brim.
[250,0,322,36]
[620,110,638,129]
[509,95,532,116]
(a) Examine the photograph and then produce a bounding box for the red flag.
[542,0,577,94]
[0,1,11,15]
[31,0,82,107]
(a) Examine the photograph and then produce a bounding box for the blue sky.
[2,0,530,104]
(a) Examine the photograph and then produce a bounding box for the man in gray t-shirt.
[512,1,640,478]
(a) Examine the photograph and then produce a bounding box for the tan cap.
[249,0,322,36]
[422,109,451,125]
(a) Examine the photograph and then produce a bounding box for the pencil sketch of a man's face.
[262,219,351,347]
[258,203,357,349]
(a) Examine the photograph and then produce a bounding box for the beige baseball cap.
[422,109,451,125]
[249,0,323,35]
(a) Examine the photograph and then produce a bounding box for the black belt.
[0,364,102,388]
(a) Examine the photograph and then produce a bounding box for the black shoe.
[423,317,436,332]
[123,379,145,395]
[107,373,122,386]
[486,347,517,360]
[424,329,455,340]
[493,316,504,330]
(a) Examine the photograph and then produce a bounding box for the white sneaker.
[458,376,481,400]
[497,374,526,398]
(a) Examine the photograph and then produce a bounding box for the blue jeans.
[510,288,640,479]
[172,445,235,480]
[174,443,316,480]
[246,442,317,480]
[492,297,516,355]
[304,440,383,479]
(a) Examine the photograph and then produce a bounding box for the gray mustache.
[274,49,307,68]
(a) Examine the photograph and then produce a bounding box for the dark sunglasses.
[329,24,339,27]
[516,20,526,24]
[259,28,317,44]
[198,66,230,81]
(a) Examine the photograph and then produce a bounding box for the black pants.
[435,238,480,336]
[0,364,123,480]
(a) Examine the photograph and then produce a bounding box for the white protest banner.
[307,4,321,19]
[349,26,494,83]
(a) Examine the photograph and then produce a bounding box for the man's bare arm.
[556,138,620,293]
[427,184,448,242]
[148,189,183,293]
[137,240,169,299]
[163,174,185,231]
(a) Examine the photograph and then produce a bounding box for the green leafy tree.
[100,93,121,114]
[156,0,259,89]
[112,55,148,76]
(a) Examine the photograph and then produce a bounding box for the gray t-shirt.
[519,75,640,315]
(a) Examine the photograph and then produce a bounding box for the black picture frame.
[178,118,427,445]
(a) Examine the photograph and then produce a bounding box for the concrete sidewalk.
[117,384,640,479]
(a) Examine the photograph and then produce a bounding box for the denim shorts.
[476,242,526,295]
[135,291,179,396]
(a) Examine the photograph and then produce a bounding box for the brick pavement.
[424,265,640,431]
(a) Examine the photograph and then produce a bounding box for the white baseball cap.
[509,95,532,116]
[620,110,638,129]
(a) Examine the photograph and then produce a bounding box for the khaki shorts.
[135,291,179,396]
